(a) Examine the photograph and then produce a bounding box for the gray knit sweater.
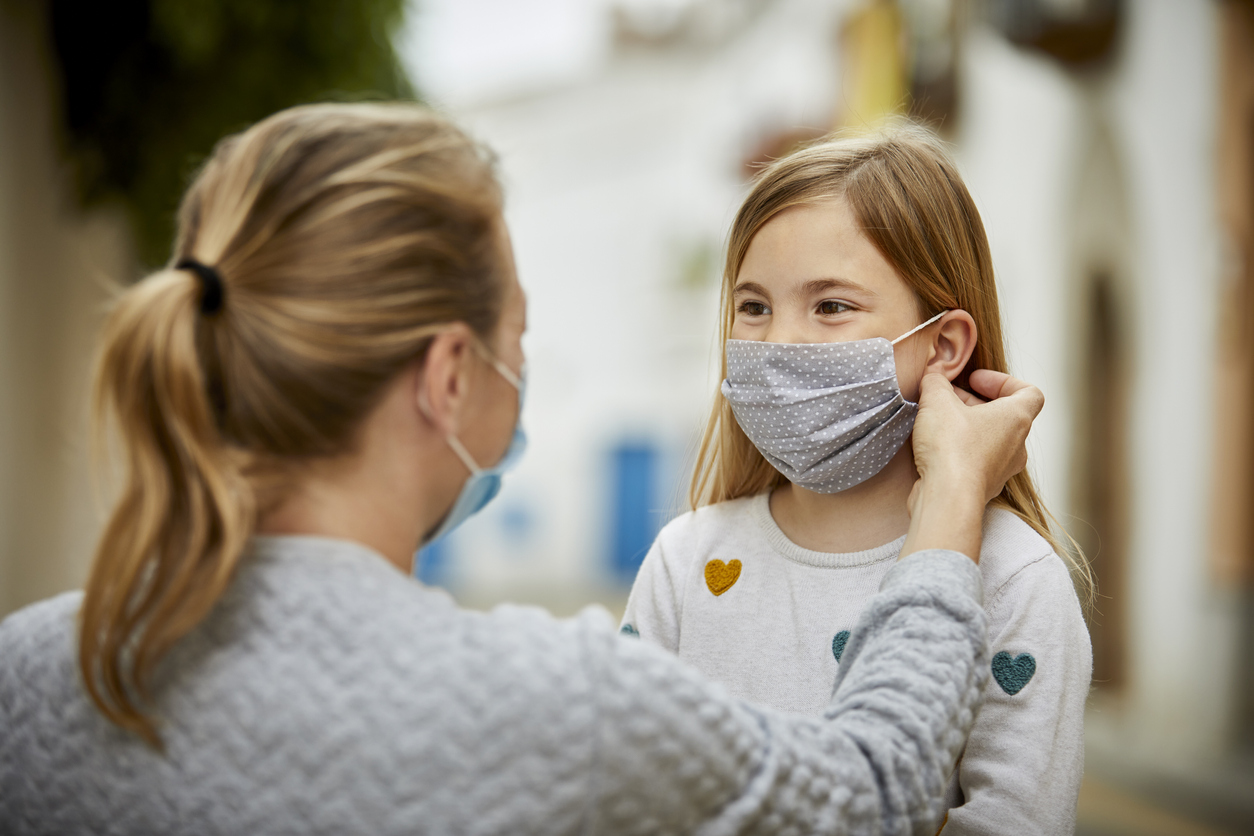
[0,536,988,835]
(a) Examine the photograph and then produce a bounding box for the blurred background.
[0,0,1251,832]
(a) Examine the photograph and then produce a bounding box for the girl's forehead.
[736,201,908,301]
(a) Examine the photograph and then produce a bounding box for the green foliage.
[49,0,416,266]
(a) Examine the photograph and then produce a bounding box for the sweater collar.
[748,492,905,569]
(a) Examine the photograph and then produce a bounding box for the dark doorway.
[1073,273,1130,690]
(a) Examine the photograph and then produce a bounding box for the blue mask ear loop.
[443,338,524,476]
[890,310,948,346]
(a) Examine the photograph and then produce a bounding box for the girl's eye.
[817,300,852,316]
[738,300,770,317]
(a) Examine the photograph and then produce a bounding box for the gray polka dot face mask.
[720,311,946,494]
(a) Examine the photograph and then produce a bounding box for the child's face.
[730,198,932,400]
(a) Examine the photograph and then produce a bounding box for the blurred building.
[950,2,1252,831]
[0,2,130,620]
[402,0,852,610]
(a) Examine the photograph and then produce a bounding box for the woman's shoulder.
[0,590,82,666]
[0,591,85,757]
[978,507,1079,614]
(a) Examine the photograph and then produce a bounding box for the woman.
[0,103,1043,835]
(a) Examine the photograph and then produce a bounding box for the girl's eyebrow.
[800,277,878,298]
[732,280,770,298]
[733,277,878,299]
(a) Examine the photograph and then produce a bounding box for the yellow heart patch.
[704,559,742,596]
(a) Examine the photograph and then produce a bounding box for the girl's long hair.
[690,122,1094,610]
[82,103,505,746]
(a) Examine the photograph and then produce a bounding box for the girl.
[622,125,1093,835]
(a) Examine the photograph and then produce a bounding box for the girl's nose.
[763,312,810,345]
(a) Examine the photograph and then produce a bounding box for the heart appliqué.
[991,651,1036,695]
[704,559,742,596]
[831,630,851,662]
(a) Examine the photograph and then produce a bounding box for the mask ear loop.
[487,357,522,390]
[890,310,949,346]
[446,338,523,475]
[445,434,484,476]
[470,336,523,390]
[415,331,517,479]
[415,387,485,478]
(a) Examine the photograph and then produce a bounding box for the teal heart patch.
[991,651,1036,695]
[831,630,851,662]
[620,623,640,638]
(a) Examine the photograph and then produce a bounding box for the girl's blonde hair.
[82,103,506,745]
[690,123,1093,609]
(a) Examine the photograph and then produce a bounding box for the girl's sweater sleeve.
[586,550,990,836]
[619,531,684,650]
[941,553,1092,835]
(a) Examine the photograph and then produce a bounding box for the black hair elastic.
[177,258,225,315]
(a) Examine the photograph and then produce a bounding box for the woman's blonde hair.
[690,123,1093,609]
[81,103,506,745]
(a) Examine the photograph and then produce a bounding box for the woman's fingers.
[913,371,1044,505]
[967,369,1013,400]
[953,387,987,407]
[918,371,960,404]
[969,369,1045,418]
[973,373,1042,496]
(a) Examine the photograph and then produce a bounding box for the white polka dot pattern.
[721,338,918,494]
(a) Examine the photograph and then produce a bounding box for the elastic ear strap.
[891,310,949,346]
[489,356,522,390]
[445,434,482,476]
[470,335,522,390]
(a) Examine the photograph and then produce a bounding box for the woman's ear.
[415,324,476,437]
[924,310,978,382]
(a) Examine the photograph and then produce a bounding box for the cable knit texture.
[0,536,987,835]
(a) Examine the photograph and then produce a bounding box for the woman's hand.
[901,371,1045,562]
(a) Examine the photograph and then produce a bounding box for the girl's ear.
[924,310,978,382]
[416,324,476,437]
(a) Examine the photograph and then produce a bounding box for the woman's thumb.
[918,372,957,406]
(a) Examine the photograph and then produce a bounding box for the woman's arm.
[585,371,1043,835]
[587,549,987,835]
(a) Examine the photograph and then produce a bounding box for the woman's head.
[692,122,1091,603]
[83,102,517,743]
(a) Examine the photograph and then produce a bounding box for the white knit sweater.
[1,535,989,836]
[621,494,1092,836]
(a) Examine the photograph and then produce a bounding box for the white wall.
[1104,0,1229,761]
[956,0,1231,763]
[406,0,854,608]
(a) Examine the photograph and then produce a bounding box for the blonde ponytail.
[82,271,254,745]
[79,103,504,745]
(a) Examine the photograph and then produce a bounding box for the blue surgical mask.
[418,350,526,554]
